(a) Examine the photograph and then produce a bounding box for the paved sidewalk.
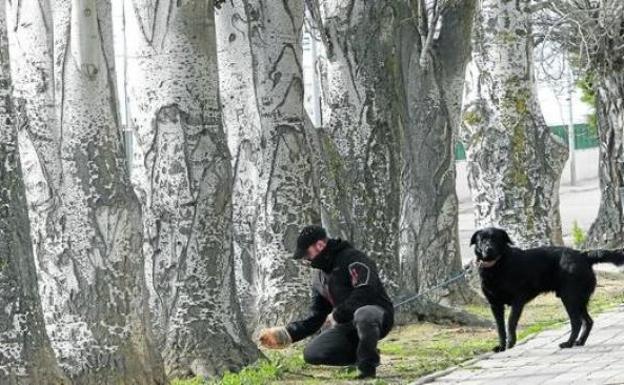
[414,305,624,385]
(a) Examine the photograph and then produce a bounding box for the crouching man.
[258,225,394,379]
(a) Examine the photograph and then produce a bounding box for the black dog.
[471,227,624,352]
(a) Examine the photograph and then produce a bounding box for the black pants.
[302,305,390,372]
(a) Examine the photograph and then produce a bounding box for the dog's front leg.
[490,302,506,352]
[506,303,524,349]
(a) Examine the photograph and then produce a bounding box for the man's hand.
[258,327,292,349]
[323,313,336,329]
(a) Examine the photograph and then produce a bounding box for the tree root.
[394,297,493,328]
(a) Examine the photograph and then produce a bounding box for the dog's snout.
[479,241,493,254]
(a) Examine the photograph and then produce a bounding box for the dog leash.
[393,269,468,309]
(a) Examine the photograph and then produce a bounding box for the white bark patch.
[216,0,263,326]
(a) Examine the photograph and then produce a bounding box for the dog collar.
[478,258,499,268]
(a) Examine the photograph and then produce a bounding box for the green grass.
[175,271,624,385]
[172,354,307,385]
[571,220,588,248]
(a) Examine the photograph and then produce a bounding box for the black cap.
[293,225,327,259]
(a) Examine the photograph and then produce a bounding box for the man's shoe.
[355,367,376,379]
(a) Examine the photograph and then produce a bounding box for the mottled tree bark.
[6,0,60,280]
[462,0,568,248]
[0,3,67,383]
[24,0,167,383]
[310,0,477,304]
[398,0,477,301]
[314,0,402,292]
[242,0,318,328]
[586,72,624,248]
[215,0,262,325]
[124,0,259,378]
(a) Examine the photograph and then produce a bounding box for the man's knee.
[354,305,384,325]
[354,305,386,342]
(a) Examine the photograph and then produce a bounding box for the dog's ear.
[470,230,480,246]
[501,230,514,245]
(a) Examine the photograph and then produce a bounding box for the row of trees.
[3,0,253,383]
[462,0,623,249]
[0,0,621,384]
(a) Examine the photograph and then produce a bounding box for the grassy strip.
[175,271,624,385]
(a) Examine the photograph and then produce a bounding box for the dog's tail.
[585,249,624,266]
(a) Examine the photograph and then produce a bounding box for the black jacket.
[286,239,394,342]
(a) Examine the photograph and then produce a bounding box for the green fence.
[549,123,599,150]
[455,142,466,161]
[455,123,598,161]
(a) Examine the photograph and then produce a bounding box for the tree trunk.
[7,0,58,184]
[29,1,166,383]
[242,0,318,328]
[124,0,259,378]
[0,3,67,383]
[308,1,476,304]
[6,0,61,280]
[215,0,263,326]
[397,0,478,303]
[585,72,624,248]
[313,0,402,293]
[462,0,568,248]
